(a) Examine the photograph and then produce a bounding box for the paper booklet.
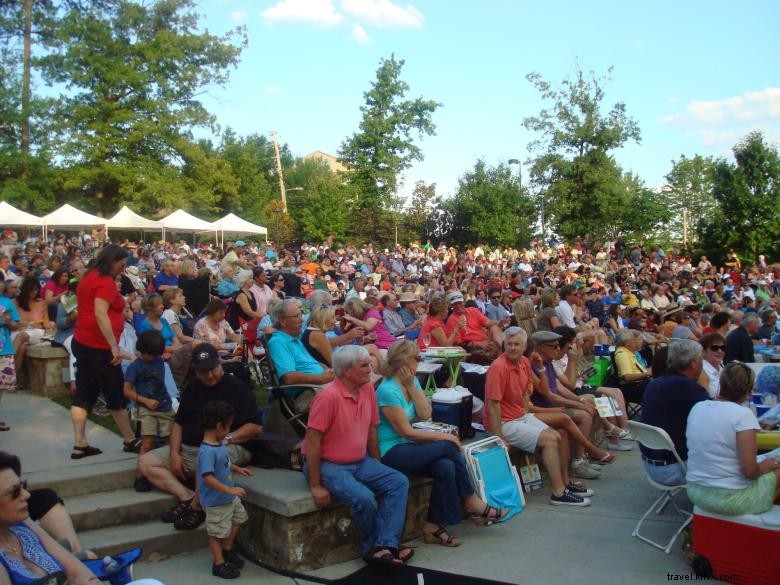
[61,294,78,314]
[594,396,624,418]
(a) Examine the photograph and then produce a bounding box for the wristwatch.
[224,433,233,444]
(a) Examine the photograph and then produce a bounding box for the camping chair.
[463,436,525,522]
[627,421,692,554]
[610,352,646,419]
[257,334,322,438]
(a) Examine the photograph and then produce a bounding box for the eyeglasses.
[283,313,302,319]
[708,345,726,352]
[2,479,27,500]
[491,296,501,300]
[542,342,560,349]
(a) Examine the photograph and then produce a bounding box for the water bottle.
[102,555,120,574]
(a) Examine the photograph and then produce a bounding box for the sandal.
[395,546,414,563]
[0,422,9,431]
[470,504,508,526]
[70,445,103,460]
[591,453,615,465]
[212,562,240,579]
[363,547,402,567]
[606,425,631,440]
[161,498,193,523]
[174,504,206,530]
[123,438,142,453]
[423,525,460,547]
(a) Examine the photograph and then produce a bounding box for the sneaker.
[570,460,601,479]
[212,562,240,579]
[606,440,633,451]
[550,489,591,507]
[567,482,594,497]
[222,549,245,569]
[134,477,152,493]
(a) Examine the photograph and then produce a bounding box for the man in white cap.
[220,240,249,274]
[445,291,503,361]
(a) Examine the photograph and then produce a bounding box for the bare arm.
[309,329,333,366]
[367,425,381,459]
[23,519,98,585]
[237,291,262,319]
[487,399,504,441]
[282,369,335,385]
[228,421,262,444]
[344,314,379,332]
[305,428,332,508]
[202,473,245,497]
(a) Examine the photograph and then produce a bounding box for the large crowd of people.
[0,227,779,580]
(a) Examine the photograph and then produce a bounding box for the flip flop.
[591,453,615,465]
[395,546,414,563]
[0,422,9,431]
[363,548,402,567]
[70,445,103,460]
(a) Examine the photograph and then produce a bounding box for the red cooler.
[692,505,780,584]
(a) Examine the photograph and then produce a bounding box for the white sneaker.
[607,440,633,451]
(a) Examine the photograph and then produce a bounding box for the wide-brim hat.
[398,292,418,303]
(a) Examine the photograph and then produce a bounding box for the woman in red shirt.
[69,244,139,460]
[417,297,465,351]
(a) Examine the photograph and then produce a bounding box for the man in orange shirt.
[484,327,591,507]
[445,291,503,361]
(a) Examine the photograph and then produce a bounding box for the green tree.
[403,181,438,243]
[37,0,246,215]
[662,154,717,245]
[698,132,780,263]
[339,55,440,240]
[523,67,641,241]
[447,160,535,247]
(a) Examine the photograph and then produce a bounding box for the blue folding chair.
[464,436,525,522]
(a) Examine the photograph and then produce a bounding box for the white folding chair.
[627,420,693,554]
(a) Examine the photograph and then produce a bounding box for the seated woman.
[613,328,652,388]
[343,297,397,350]
[686,363,780,515]
[417,297,465,351]
[376,341,507,548]
[193,299,240,352]
[161,288,195,345]
[0,451,164,584]
[698,332,725,399]
[13,277,54,346]
[42,268,70,308]
[137,294,180,358]
[302,304,336,367]
[215,267,239,298]
[177,259,210,317]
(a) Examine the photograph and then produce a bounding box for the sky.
[194,0,780,202]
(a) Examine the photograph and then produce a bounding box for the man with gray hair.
[725,312,759,363]
[640,339,709,486]
[303,345,413,566]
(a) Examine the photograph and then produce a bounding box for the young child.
[123,329,175,492]
[199,401,252,579]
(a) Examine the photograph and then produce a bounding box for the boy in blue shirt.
[123,329,175,492]
[198,401,252,579]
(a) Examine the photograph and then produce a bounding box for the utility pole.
[271,130,287,213]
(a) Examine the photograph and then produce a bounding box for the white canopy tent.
[106,206,162,231]
[159,209,215,241]
[41,204,105,237]
[209,213,268,247]
[0,201,43,227]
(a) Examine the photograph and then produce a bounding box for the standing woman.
[69,244,139,459]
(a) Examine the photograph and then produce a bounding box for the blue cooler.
[432,389,475,438]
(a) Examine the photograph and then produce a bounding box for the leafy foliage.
[661,154,717,244]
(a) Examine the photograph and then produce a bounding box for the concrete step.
[79,519,208,561]
[67,488,178,532]
[26,458,137,498]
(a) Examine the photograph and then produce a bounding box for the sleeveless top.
[0,523,64,584]
[302,328,329,366]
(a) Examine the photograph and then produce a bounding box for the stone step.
[26,458,137,498]
[67,488,178,532]
[79,519,208,561]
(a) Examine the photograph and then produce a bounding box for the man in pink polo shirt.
[303,345,412,566]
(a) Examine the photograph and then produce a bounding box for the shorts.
[687,473,778,516]
[137,405,175,437]
[575,385,600,396]
[28,488,63,521]
[0,355,16,391]
[501,414,550,452]
[71,338,126,411]
[11,328,45,345]
[205,497,248,539]
[148,443,251,479]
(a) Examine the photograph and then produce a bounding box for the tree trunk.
[20,0,33,180]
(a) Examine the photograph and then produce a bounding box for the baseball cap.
[446,291,465,304]
[531,331,562,344]
[192,343,220,370]
[234,240,246,247]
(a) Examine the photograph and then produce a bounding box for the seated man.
[304,345,413,565]
[267,299,335,388]
[138,343,263,530]
[445,291,503,361]
[640,339,709,486]
[484,327,592,507]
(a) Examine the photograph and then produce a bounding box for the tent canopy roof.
[210,213,267,235]
[42,204,105,228]
[159,209,215,232]
[0,201,43,226]
[106,206,162,230]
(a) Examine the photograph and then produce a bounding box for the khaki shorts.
[137,406,175,438]
[205,496,248,539]
[148,443,252,478]
[501,414,550,452]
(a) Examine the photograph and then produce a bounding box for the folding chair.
[627,420,692,553]
[611,353,645,419]
[463,436,525,522]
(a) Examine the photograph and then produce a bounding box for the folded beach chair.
[463,436,525,522]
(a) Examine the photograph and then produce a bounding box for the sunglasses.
[708,345,726,352]
[2,479,27,500]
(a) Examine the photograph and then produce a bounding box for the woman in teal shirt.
[376,341,506,548]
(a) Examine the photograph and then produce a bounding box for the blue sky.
[196,0,780,201]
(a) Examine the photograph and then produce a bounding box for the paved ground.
[3,390,695,585]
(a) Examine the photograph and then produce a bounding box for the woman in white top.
[686,362,780,515]
[161,287,194,345]
[697,332,725,399]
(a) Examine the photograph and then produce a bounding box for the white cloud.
[264,85,282,95]
[341,0,423,28]
[230,10,247,23]
[351,23,371,45]
[262,0,343,27]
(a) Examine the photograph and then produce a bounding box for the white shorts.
[501,414,550,452]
